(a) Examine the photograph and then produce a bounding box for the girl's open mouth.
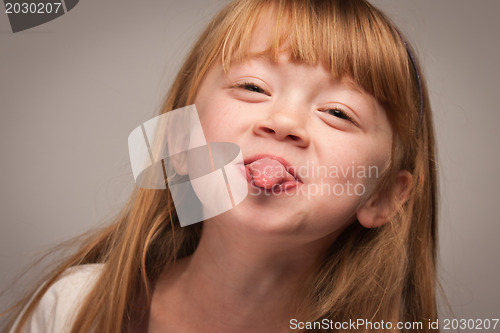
[244,155,303,192]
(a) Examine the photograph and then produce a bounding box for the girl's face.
[193,18,393,244]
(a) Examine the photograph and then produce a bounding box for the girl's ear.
[356,170,413,228]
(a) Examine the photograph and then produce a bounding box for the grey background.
[1,0,499,327]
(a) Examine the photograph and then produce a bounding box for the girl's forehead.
[224,13,325,77]
[224,7,352,82]
[237,9,312,64]
[246,11,280,54]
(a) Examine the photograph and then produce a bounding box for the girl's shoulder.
[10,263,104,333]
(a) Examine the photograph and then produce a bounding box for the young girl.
[5,0,438,332]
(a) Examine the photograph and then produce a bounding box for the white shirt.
[10,264,104,333]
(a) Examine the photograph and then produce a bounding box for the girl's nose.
[252,109,310,148]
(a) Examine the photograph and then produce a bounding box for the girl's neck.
[149,223,338,332]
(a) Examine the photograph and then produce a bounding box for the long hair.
[4,1,438,332]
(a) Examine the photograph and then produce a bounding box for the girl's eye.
[234,82,269,95]
[325,108,351,121]
[319,107,359,127]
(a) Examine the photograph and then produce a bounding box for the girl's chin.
[204,201,306,236]
[201,189,357,239]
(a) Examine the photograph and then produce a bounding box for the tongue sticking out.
[246,158,295,189]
